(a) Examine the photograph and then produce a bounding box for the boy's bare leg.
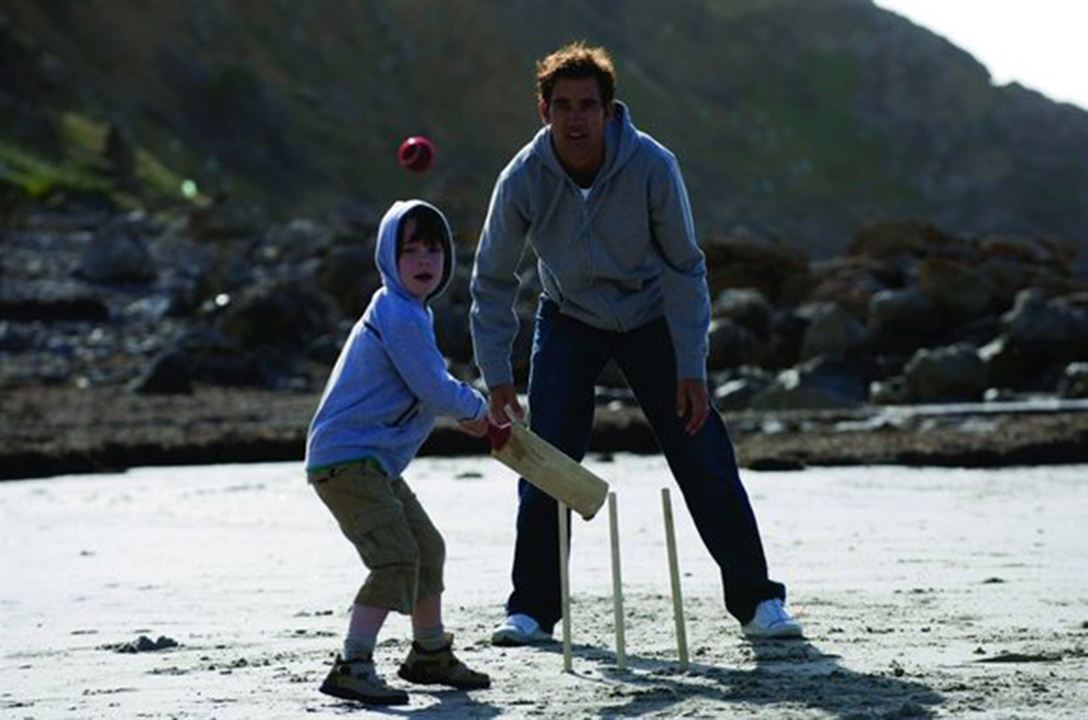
[410,594,445,649]
[345,603,389,659]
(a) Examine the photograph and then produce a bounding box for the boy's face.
[397,218,445,300]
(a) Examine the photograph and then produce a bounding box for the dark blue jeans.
[506,300,785,631]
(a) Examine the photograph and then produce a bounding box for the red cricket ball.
[397,135,435,173]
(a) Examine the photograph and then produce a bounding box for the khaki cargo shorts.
[309,460,445,614]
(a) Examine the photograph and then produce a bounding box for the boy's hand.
[487,383,524,425]
[457,417,490,438]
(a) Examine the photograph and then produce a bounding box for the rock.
[847,219,953,259]
[707,318,763,370]
[978,335,1039,391]
[976,290,1088,391]
[259,218,334,264]
[903,344,986,402]
[127,348,193,395]
[712,288,773,339]
[0,294,110,322]
[78,217,157,283]
[712,367,773,411]
[870,376,909,405]
[750,357,866,410]
[1002,288,1088,348]
[316,246,381,317]
[764,310,809,369]
[188,197,267,241]
[867,287,940,337]
[702,227,812,306]
[110,635,179,653]
[799,302,867,360]
[918,256,992,321]
[808,257,888,319]
[1057,362,1088,399]
[216,281,339,350]
[979,234,1077,274]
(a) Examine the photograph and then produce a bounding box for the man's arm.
[470,170,531,397]
[650,153,711,434]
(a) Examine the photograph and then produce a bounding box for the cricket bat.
[487,421,609,520]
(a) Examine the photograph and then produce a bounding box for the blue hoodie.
[470,102,711,387]
[306,200,486,476]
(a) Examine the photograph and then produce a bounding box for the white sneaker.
[490,613,554,646]
[742,598,803,639]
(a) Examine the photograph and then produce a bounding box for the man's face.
[541,76,610,180]
[397,219,444,300]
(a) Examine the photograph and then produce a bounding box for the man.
[470,42,801,646]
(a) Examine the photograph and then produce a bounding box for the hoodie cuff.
[676,355,707,382]
[479,360,514,390]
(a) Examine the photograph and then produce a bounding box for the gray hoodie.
[306,200,486,476]
[470,102,710,387]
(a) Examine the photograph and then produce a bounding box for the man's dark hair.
[536,41,616,108]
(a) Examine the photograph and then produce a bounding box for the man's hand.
[488,382,525,425]
[676,379,709,435]
[457,416,490,438]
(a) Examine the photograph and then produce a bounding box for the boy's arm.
[384,310,486,421]
[470,171,530,388]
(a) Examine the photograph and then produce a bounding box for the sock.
[411,595,446,651]
[343,603,388,661]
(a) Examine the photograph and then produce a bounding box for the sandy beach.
[2,455,1086,718]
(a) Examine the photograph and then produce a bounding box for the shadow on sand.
[538,635,943,719]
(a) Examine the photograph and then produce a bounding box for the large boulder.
[316,246,382,317]
[847,219,955,260]
[798,302,867,360]
[763,310,809,369]
[711,366,773,411]
[258,218,334,264]
[1002,288,1088,349]
[1057,362,1088,399]
[867,287,940,338]
[216,281,340,350]
[78,216,157,283]
[807,257,889,320]
[980,289,1088,391]
[187,197,267,241]
[749,357,867,410]
[903,344,986,402]
[707,318,763,371]
[918,256,992,322]
[712,288,773,340]
[978,234,1078,274]
[702,228,812,306]
[127,348,193,395]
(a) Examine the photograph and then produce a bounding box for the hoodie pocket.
[387,398,421,427]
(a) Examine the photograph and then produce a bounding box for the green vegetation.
[2,0,1084,252]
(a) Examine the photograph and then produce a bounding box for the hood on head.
[374,199,455,303]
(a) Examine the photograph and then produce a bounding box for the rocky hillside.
[3,0,1087,259]
[3,2,1088,481]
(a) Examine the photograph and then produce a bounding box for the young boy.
[306,199,491,705]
